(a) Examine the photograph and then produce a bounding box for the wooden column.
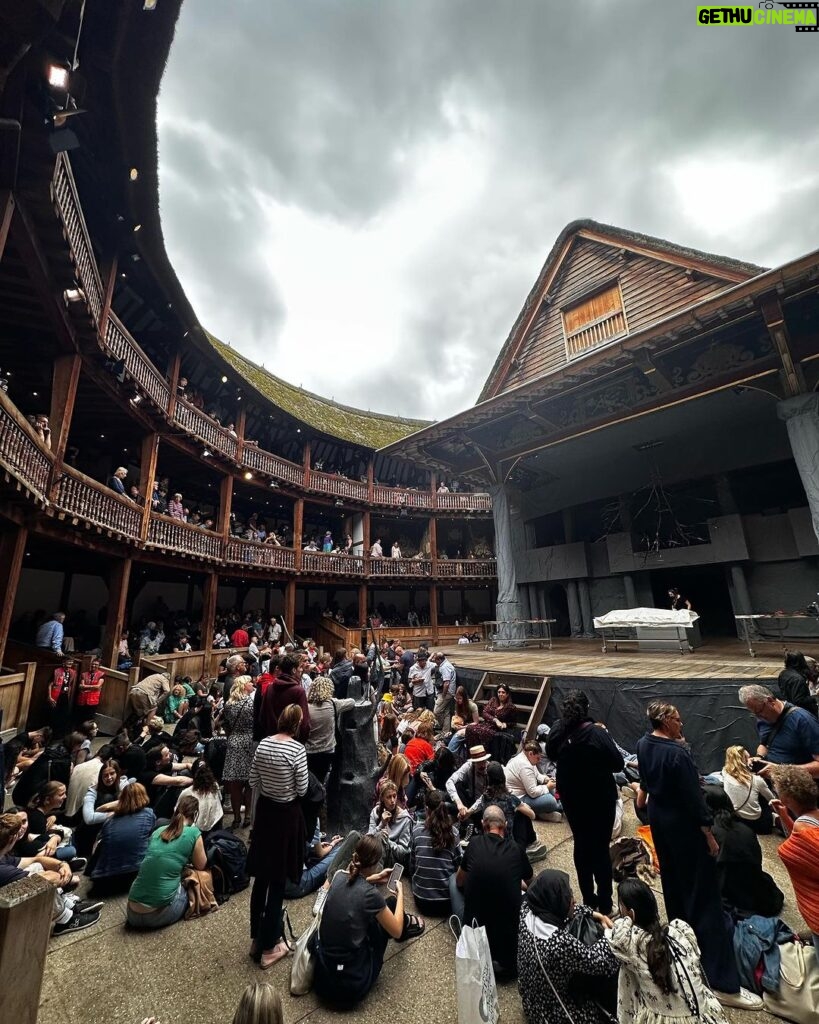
[0,874,54,1024]
[139,433,159,541]
[201,573,219,652]
[358,583,368,628]
[362,510,371,556]
[303,441,312,489]
[47,353,81,497]
[367,458,374,503]
[217,474,234,539]
[98,254,118,337]
[284,579,297,638]
[429,516,438,574]
[0,191,14,264]
[0,525,27,667]
[235,406,246,465]
[58,571,73,614]
[101,558,131,668]
[293,497,304,571]
[429,584,439,644]
[166,352,181,418]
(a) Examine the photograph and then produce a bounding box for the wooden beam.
[235,405,246,465]
[759,294,803,397]
[217,473,233,540]
[283,579,296,638]
[303,441,312,489]
[0,524,27,667]
[166,351,181,419]
[201,573,219,653]
[358,583,368,629]
[98,254,118,338]
[429,584,439,645]
[49,353,81,468]
[101,558,131,668]
[139,433,159,541]
[0,190,14,264]
[293,497,304,571]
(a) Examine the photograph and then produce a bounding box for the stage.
[447,636,807,681]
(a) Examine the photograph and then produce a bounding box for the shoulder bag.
[290,905,322,996]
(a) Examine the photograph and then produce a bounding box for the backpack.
[204,829,249,903]
[609,836,651,882]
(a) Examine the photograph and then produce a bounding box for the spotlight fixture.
[47,63,69,90]
[130,393,143,406]
[63,287,84,303]
[32,391,38,397]
[269,481,280,489]
[202,448,212,458]
[221,375,228,383]
[335,499,344,507]
[144,0,159,9]
[244,471,253,480]
[133,224,142,233]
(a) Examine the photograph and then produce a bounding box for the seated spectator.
[721,744,775,834]
[411,790,460,915]
[135,717,168,753]
[112,731,147,779]
[64,742,109,823]
[367,780,412,867]
[176,761,223,835]
[313,834,423,1007]
[771,765,819,962]
[479,761,542,858]
[451,803,533,979]
[705,788,784,918]
[117,633,133,670]
[504,741,563,821]
[778,651,818,716]
[126,794,206,929]
[738,684,819,778]
[76,758,127,855]
[414,746,457,800]
[446,744,491,826]
[231,982,283,1024]
[163,683,190,724]
[465,683,518,762]
[90,782,156,896]
[12,793,79,867]
[447,685,479,756]
[139,744,193,818]
[610,877,728,1024]
[283,827,348,901]
[403,721,435,803]
[167,493,185,520]
[375,752,412,808]
[74,720,99,765]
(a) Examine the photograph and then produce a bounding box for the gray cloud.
[158,0,819,421]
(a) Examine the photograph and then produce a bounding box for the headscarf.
[526,869,573,928]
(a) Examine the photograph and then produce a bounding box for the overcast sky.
[157,0,819,421]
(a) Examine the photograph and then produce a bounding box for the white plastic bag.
[452,918,500,1024]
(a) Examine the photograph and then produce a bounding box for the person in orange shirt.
[75,657,105,724]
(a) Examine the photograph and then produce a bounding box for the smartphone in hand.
[387,862,404,894]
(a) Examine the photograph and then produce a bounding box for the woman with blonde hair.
[232,982,283,1024]
[217,674,256,829]
[721,744,774,834]
[304,675,355,784]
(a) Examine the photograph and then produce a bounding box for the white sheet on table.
[593,607,699,629]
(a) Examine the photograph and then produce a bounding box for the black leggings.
[744,796,774,835]
[250,876,286,951]
[564,800,616,914]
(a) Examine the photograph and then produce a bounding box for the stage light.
[133,224,141,233]
[48,64,69,89]
[221,375,228,383]
[129,168,139,181]
[244,471,253,480]
[269,481,280,489]
[202,449,212,458]
[63,287,84,303]
[143,0,159,9]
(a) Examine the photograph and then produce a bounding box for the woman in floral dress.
[218,675,256,829]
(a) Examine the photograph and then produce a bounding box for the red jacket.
[256,673,310,742]
[231,628,250,648]
[76,669,105,707]
[49,668,76,704]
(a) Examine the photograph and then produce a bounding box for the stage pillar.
[729,564,753,617]
[489,483,523,640]
[623,574,637,608]
[778,393,819,544]
[577,578,593,636]
[201,573,219,653]
[101,558,131,668]
[566,580,582,637]
[284,579,296,638]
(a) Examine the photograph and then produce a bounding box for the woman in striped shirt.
[247,703,308,969]
[410,789,461,915]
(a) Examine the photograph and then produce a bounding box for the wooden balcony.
[436,558,497,578]
[243,445,304,486]
[225,538,296,571]
[105,314,171,412]
[172,398,238,462]
[302,551,366,576]
[51,153,104,324]
[368,557,433,578]
[434,492,492,512]
[54,466,143,540]
[373,485,432,509]
[147,514,223,561]
[0,393,53,503]
[309,470,369,501]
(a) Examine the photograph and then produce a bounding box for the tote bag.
[451,918,499,1024]
[762,940,819,1024]
[290,908,322,996]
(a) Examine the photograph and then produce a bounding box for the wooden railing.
[373,485,432,509]
[0,393,53,501]
[105,314,171,411]
[172,398,238,461]
[225,538,296,570]
[309,471,369,501]
[51,153,104,323]
[368,557,433,577]
[147,515,223,560]
[55,466,143,539]
[0,663,37,738]
[243,445,304,486]
[566,308,627,358]
[434,492,492,511]
[437,558,497,578]
[302,551,366,576]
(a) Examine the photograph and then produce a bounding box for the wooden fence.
[0,663,36,739]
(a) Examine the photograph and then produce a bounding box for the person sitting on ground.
[89,782,156,897]
[312,833,423,1007]
[609,876,728,1024]
[367,779,412,867]
[231,981,284,1024]
[135,717,167,753]
[479,761,542,859]
[770,765,819,963]
[74,719,99,766]
[721,744,775,834]
[176,760,223,835]
[140,744,193,819]
[465,683,518,760]
[414,746,457,801]
[450,803,533,979]
[17,781,78,862]
[375,752,412,808]
[126,795,206,929]
[447,685,480,756]
[445,743,491,827]
[163,683,190,724]
[705,788,784,918]
[777,651,818,717]
[64,741,109,824]
[738,683,819,779]
[76,758,127,856]
[410,789,461,916]
[403,721,435,803]
[504,741,563,821]
[112,731,147,779]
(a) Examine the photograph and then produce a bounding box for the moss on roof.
[206,333,431,449]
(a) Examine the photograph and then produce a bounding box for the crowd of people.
[2,636,819,1022]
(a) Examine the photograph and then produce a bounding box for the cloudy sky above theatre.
[157,0,819,422]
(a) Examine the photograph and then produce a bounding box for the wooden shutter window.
[562,282,627,356]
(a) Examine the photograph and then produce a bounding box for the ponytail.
[618,877,675,995]
[161,795,199,842]
[346,834,381,885]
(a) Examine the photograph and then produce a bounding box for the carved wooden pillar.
[0,190,14,264]
[358,583,368,628]
[235,405,246,465]
[217,474,234,539]
[201,573,219,653]
[139,433,159,541]
[362,510,371,556]
[284,579,297,638]
[303,441,312,490]
[98,254,118,338]
[166,351,181,419]
[0,525,27,666]
[293,497,304,571]
[429,584,439,644]
[429,516,438,575]
[101,558,131,668]
[47,353,81,498]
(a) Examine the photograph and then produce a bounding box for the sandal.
[259,941,290,970]
[398,913,425,942]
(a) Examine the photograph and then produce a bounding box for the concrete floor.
[39,801,803,1024]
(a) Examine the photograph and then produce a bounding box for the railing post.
[0,526,27,668]
[98,253,118,339]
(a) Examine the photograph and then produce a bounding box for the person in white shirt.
[408,653,434,711]
[431,653,457,733]
[505,742,563,820]
[391,542,402,559]
[370,538,383,558]
[721,745,775,834]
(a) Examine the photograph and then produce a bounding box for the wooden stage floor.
[446,636,818,680]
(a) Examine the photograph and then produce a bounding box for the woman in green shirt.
[126,795,206,929]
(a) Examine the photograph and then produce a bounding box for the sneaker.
[714,988,763,1011]
[74,898,104,915]
[526,842,548,863]
[312,886,329,916]
[53,909,101,936]
[540,811,563,823]
[69,857,88,873]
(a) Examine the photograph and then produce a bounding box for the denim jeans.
[126,884,188,929]
[283,849,335,899]
[448,733,466,755]
[55,845,78,861]
[520,793,562,816]
[448,873,465,924]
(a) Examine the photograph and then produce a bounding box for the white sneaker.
[540,811,563,823]
[312,886,329,916]
[714,988,763,1010]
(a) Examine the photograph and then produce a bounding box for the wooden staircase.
[472,670,552,744]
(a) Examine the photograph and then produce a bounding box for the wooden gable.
[484,228,760,398]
